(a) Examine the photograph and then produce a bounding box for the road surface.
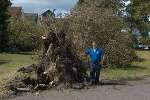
[9,77,150,100]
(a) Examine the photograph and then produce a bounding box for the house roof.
[9,6,22,11]
[41,9,55,17]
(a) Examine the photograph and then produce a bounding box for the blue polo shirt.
[85,48,104,65]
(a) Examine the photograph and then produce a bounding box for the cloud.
[12,0,78,14]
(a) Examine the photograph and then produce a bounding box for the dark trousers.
[90,66,101,83]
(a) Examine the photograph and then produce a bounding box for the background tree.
[129,0,150,34]
[139,36,150,45]
[8,18,47,52]
[127,0,150,45]
[0,0,11,52]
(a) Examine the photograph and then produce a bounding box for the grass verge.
[102,51,150,80]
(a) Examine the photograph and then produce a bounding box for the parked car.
[138,43,150,50]
[138,43,144,49]
[144,46,149,50]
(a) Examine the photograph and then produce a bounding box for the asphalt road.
[9,77,150,100]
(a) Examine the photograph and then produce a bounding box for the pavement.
[9,77,150,100]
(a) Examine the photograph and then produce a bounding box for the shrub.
[8,18,47,52]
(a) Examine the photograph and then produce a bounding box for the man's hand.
[100,61,103,65]
[81,52,86,56]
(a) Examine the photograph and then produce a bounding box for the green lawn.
[102,51,150,80]
[0,53,35,80]
[0,51,150,81]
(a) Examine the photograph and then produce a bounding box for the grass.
[102,51,150,80]
[0,53,35,80]
[0,51,150,82]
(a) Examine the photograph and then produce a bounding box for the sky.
[11,0,78,15]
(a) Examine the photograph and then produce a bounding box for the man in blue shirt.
[85,41,104,85]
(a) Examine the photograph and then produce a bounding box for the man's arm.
[100,49,105,65]
[85,48,90,55]
[100,55,105,65]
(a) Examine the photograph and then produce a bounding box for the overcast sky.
[11,0,78,14]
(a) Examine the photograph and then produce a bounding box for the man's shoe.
[95,80,103,85]
[89,80,95,86]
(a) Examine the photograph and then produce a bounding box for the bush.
[8,18,47,52]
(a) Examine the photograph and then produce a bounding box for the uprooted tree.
[68,0,136,66]
[7,0,137,92]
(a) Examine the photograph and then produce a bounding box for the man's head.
[92,41,97,49]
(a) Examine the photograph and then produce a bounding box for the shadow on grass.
[136,57,145,62]
[8,52,33,55]
[0,60,10,65]
[107,64,148,71]
[123,65,147,70]
[100,80,126,86]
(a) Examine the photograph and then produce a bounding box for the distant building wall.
[8,7,23,18]
[24,13,38,23]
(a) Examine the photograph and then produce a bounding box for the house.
[23,13,38,23]
[8,7,23,18]
[40,9,55,22]
[9,6,38,23]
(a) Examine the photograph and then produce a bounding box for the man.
[85,41,104,85]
